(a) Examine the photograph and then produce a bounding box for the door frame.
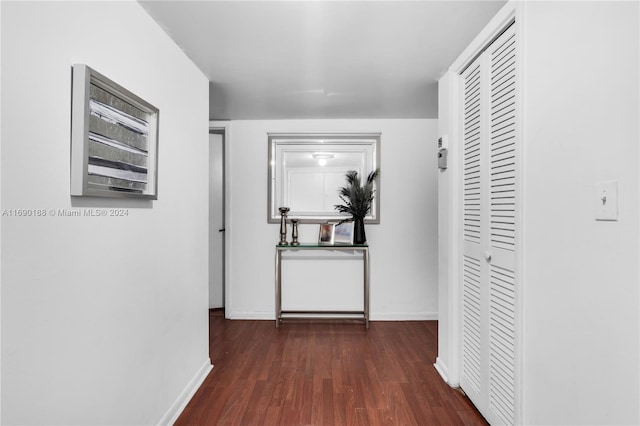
[209,121,231,316]
[444,2,524,424]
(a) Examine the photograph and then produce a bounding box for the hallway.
[176,312,487,425]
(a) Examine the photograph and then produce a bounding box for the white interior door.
[460,22,518,426]
[209,133,224,309]
[485,24,517,425]
[461,53,486,409]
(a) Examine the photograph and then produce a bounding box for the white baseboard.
[157,358,213,426]
[226,311,439,321]
[226,311,274,320]
[371,311,438,321]
[434,357,450,384]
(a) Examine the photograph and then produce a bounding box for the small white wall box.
[438,148,448,169]
[438,135,449,149]
[595,180,618,221]
[438,136,448,170]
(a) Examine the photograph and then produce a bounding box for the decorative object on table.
[333,221,355,244]
[334,169,380,244]
[278,207,290,245]
[318,223,335,245]
[70,64,159,199]
[290,219,299,246]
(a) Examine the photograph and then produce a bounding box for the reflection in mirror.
[268,133,380,224]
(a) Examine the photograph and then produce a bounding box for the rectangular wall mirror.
[268,133,380,224]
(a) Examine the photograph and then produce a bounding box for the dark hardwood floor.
[175,311,487,425]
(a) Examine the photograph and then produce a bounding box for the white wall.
[0,1,3,421]
[1,2,210,425]
[435,71,458,385]
[226,119,438,320]
[521,2,639,424]
[438,1,639,424]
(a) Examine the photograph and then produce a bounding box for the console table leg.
[275,250,281,328]
[364,247,370,329]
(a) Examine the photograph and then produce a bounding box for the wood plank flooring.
[175,312,487,425]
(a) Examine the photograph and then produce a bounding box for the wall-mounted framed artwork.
[71,64,159,199]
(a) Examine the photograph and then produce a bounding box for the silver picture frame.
[333,221,354,245]
[318,223,335,245]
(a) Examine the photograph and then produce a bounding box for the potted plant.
[334,169,379,244]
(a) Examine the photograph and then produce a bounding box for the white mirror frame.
[268,133,381,224]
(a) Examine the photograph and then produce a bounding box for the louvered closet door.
[461,54,485,410]
[460,23,518,426]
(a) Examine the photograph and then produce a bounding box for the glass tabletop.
[276,243,368,248]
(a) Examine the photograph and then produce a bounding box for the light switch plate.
[595,180,618,221]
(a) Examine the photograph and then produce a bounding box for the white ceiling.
[139,1,506,120]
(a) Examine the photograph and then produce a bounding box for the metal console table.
[275,243,369,328]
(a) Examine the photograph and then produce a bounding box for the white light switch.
[595,180,618,221]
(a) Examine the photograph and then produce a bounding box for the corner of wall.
[437,70,461,388]
[2,2,210,424]
[157,360,213,426]
[0,1,3,419]
[434,357,451,386]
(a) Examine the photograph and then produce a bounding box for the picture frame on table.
[318,223,334,244]
[333,221,354,244]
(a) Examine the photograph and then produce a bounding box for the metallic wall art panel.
[71,64,159,199]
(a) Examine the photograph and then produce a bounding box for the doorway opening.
[209,127,226,312]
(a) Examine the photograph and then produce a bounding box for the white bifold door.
[460,22,519,426]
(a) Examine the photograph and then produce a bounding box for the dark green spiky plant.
[334,169,380,220]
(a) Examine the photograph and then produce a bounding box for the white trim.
[450,3,518,75]
[447,67,461,388]
[227,312,275,320]
[0,2,3,418]
[516,3,527,424]
[157,358,213,426]
[209,121,232,319]
[434,357,450,385]
[447,1,522,424]
[371,312,438,321]
[225,311,439,321]
[436,69,462,389]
